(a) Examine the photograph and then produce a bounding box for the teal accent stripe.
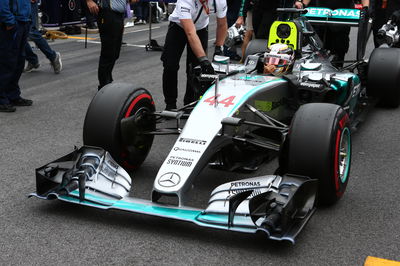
[65,191,202,221]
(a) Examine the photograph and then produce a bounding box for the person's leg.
[0,26,18,106]
[142,2,149,23]
[255,9,275,39]
[24,41,39,66]
[326,26,350,67]
[241,11,254,61]
[97,9,124,89]
[29,1,57,62]
[161,23,187,108]
[7,22,32,104]
[185,26,208,105]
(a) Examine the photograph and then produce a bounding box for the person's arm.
[215,16,227,47]
[180,19,207,58]
[0,0,17,28]
[86,0,99,15]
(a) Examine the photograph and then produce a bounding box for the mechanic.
[161,0,228,110]
[300,0,370,67]
[24,0,62,74]
[263,43,295,75]
[0,0,33,112]
[86,0,137,90]
[372,0,400,47]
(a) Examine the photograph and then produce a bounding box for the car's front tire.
[83,83,155,169]
[282,103,351,205]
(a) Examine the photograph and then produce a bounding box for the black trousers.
[161,22,208,106]
[0,22,29,104]
[97,8,124,89]
[252,8,276,39]
[315,25,351,59]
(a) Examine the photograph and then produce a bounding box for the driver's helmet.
[264,43,295,76]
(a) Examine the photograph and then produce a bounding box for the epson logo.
[300,82,322,89]
[179,138,206,145]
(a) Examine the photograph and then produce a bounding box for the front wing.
[30,146,317,244]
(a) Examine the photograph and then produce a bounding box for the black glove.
[198,56,215,74]
[391,10,400,26]
[214,46,224,56]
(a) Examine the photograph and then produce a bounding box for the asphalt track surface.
[1,16,400,265]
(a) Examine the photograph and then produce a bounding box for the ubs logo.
[158,172,181,187]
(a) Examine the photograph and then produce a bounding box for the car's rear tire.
[83,83,155,169]
[282,103,351,206]
[244,39,268,59]
[367,48,400,108]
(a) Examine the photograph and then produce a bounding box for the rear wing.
[302,7,371,61]
[302,7,360,27]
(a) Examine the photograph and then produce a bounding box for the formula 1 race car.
[31,8,400,243]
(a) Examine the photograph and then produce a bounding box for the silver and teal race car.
[31,8,400,243]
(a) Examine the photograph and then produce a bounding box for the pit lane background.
[0,15,399,265]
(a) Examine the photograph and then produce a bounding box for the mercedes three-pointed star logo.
[158,172,181,187]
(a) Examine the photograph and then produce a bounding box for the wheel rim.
[338,127,351,183]
[121,93,154,168]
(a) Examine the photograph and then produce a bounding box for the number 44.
[204,95,236,107]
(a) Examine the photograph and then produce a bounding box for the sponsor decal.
[223,181,264,206]
[179,138,206,145]
[231,181,261,187]
[158,172,181,187]
[305,8,360,19]
[300,82,324,89]
[167,156,193,167]
[68,0,76,11]
[173,147,201,153]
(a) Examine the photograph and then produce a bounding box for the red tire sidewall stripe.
[334,113,350,196]
[124,94,152,118]
[122,93,152,169]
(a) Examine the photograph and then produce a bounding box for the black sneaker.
[24,62,40,72]
[11,97,33,106]
[165,104,177,111]
[0,104,16,112]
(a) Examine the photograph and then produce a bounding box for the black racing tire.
[244,39,268,59]
[367,48,400,108]
[83,83,155,169]
[283,103,351,206]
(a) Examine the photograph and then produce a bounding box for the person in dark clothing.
[224,0,242,60]
[302,0,369,67]
[161,0,227,110]
[372,0,400,47]
[0,0,33,112]
[24,0,62,74]
[86,0,131,90]
[240,0,294,40]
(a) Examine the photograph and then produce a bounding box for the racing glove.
[198,56,215,74]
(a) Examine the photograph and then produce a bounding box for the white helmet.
[264,43,295,76]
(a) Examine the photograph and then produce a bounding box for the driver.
[263,43,295,76]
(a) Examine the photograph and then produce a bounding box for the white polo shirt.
[169,0,227,30]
